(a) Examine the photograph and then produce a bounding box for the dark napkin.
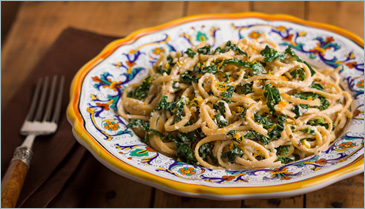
[1,27,119,207]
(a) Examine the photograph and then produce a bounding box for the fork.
[1,76,64,208]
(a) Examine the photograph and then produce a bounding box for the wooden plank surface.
[307,1,364,39]
[252,1,306,18]
[80,166,154,208]
[2,1,363,208]
[1,1,185,107]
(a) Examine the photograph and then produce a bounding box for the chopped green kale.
[263,83,281,114]
[127,75,152,100]
[221,143,244,163]
[184,48,196,58]
[290,68,305,80]
[254,113,274,129]
[291,104,310,118]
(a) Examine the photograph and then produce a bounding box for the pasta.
[118,38,353,169]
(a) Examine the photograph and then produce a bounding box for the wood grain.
[307,1,364,38]
[1,1,22,45]
[252,1,306,18]
[1,1,184,107]
[306,173,364,208]
[81,166,154,208]
[153,189,242,208]
[242,196,304,208]
[185,1,250,15]
[1,160,29,208]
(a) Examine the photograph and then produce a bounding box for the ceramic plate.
[67,12,364,199]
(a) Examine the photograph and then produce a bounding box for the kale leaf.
[199,143,218,164]
[267,115,287,140]
[309,82,324,91]
[166,55,176,68]
[240,82,253,94]
[156,65,170,75]
[254,113,274,129]
[263,83,281,114]
[220,85,235,100]
[127,75,152,100]
[277,156,295,164]
[221,143,244,163]
[302,127,316,135]
[184,48,196,58]
[229,44,248,56]
[178,131,197,142]
[174,99,186,122]
[172,81,179,89]
[227,130,236,137]
[291,104,310,118]
[197,46,211,55]
[155,95,176,112]
[260,45,285,62]
[174,141,199,165]
[127,119,150,142]
[290,68,305,80]
[293,92,329,110]
[214,114,228,128]
[260,45,316,76]
[307,118,328,129]
[244,130,270,145]
[213,101,226,115]
[180,71,193,84]
[223,59,264,75]
[275,145,290,156]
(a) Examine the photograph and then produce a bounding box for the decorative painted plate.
[67,12,364,199]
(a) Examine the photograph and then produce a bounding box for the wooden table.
[2,1,364,207]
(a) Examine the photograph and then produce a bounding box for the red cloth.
[2,28,119,207]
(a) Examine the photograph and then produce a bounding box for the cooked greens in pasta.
[118,38,353,169]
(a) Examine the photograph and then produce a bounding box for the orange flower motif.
[92,76,102,82]
[269,167,293,180]
[282,34,293,42]
[126,61,136,68]
[126,61,137,74]
[152,47,166,55]
[345,61,358,69]
[248,31,262,39]
[315,158,327,165]
[178,167,196,176]
[353,109,361,117]
[339,142,356,149]
[325,37,334,44]
[96,102,110,110]
[104,121,119,131]
[222,176,235,181]
[356,80,364,88]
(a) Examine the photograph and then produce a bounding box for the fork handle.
[1,147,32,208]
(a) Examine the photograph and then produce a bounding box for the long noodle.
[118,38,352,169]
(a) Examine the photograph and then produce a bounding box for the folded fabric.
[1,27,119,207]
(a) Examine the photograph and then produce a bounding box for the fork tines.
[25,76,65,124]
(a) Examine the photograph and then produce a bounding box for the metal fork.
[1,76,65,208]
